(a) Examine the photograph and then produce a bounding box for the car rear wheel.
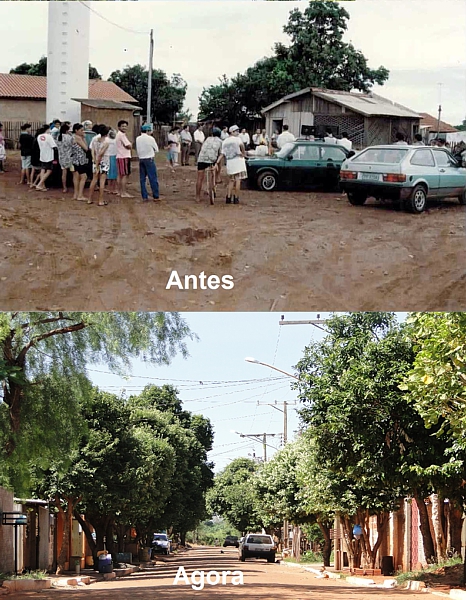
[347,192,367,206]
[458,188,466,205]
[406,185,427,213]
[258,171,278,192]
[267,554,276,563]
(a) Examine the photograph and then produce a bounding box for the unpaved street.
[0,155,464,311]
[11,546,428,599]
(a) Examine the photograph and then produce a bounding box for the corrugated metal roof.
[262,87,420,119]
[0,74,137,103]
[72,98,142,110]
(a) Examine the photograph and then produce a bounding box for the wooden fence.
[2,122,43,149]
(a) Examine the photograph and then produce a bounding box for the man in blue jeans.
[135,124,160,202]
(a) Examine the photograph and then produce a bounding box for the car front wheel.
[239,554,246,562]
[347,192,367,206]
[258,171,278,192]
[406,185,427,213]
[459,188,466,205]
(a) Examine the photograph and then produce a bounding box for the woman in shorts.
[106,128,118,194]
[87,126,110,206]
[30,126,45,188]
[56,123,73,193]
[71,123,89,201]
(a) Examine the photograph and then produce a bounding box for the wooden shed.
[262,87,421,149]
[72,99,142,143]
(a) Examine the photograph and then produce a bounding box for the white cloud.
[1,1,465,124]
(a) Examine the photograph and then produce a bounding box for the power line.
[77,1,149,35]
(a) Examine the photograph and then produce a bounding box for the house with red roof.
[0,73,142,143]
[419,112,466,145]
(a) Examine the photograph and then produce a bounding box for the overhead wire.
[77,1,149,35]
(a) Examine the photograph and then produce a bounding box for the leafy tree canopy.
[10,56,101,79]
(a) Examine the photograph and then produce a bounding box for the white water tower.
[46,1,90,124]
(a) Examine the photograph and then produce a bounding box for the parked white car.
[238,533,276,563]
[151,533,171,555]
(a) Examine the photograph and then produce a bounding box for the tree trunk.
[180,531,186,546]
[414,492,436,563]
[291,525,302,561]
[369,512,389,569]
[317,520,332,567]
[341,515,359,570]
[2,380,25,456]
[449,505,464,558]
[54,495,81,574]
[431,494,447,561]
[74,511,97,565]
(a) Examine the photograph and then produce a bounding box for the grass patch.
[395,556,462,585]
[0,570,48,580]
[284,550,324,564]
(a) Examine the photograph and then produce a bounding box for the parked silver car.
[238,533,276,563]
[340,145,466,213]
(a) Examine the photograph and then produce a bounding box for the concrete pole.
[147,29,154,126]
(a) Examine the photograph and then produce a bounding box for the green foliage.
[10,56,101,79]
[207,458,262,534]
[395,555,462,585]
[402,313,466,441]
[109,66,187,123]
[186,519,241,546]
[199,1,389,121]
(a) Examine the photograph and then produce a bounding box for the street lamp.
[1,512,28,575]
[244,357,299,381]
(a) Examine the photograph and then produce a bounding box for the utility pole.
[231,431,281,463]
[146,29,154,126]
[436,83,442,141]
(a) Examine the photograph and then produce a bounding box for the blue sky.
[1,1,465,124]
[88,312,406,472]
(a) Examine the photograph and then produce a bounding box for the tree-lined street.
[11,547,429,599]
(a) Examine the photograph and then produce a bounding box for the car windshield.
[153,534,168,541]
[247,536,272,544]
[352,148,408,164]
[275,142,295,158]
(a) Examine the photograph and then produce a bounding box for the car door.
[409,148,438,197]
[434,149,466,198]
[318,144,348,189]
[289,144,320,189]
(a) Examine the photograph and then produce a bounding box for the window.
[352,148,408,164]
[320,146,346,161]
[434,150,456,167]
[292,145,319,160]
[410,149,435,167]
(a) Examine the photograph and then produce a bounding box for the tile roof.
[419,112,458,133]
[73,98,142,110]
[0,74,137,103]
[262,87,420,119]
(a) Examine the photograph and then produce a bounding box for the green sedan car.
[340,145,466,213]
[246,140,352,192]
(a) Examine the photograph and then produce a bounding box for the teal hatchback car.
[246,140,351,192]
[340,145,466,213]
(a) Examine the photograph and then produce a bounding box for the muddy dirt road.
[11,546,429,599]
[0,156,464,311]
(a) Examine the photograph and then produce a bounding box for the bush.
[395,556,462,586]
[0,570,48,580]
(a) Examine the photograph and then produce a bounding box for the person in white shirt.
[337,132,352,151]
[220,126,229,141]
[239,128,250,150]
[324,130,337,144]
[217,124,246,205]
[412,133,425,146]
[276,125,296,149]
[193,125,205,163]
[87,125,111,206]
[136,124,160,202]
[393,132,408,146]
[35,124,57,191]
[252,129,261,148]
[180,125,192,166]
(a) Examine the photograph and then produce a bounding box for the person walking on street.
[180,125,192,166]
[136,124,160,202]
[19,123,34,185]
[217,124,247,205]
[116,120,134,198]
[194,124,205,163]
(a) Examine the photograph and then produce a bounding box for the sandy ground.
[0,153,464,311]
[9,546,430,599]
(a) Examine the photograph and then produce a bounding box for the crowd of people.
[2,118,465,205]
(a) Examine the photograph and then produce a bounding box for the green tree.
[199,1,389,121]
[109,66,187,123]
[207,458,262,534]
[0,312,195,457]
[295,313,419,569]
[10,56,101,79]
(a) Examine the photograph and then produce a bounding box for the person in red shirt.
[115,120,134,198]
